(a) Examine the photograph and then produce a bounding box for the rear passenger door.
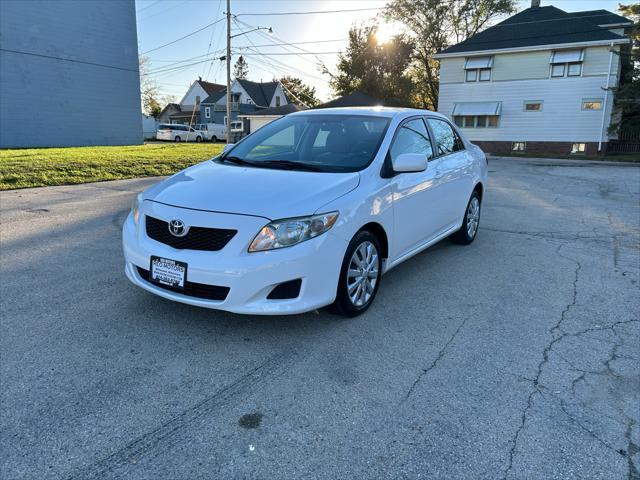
[425,118,473,230]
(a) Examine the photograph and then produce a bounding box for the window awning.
[550,49,584,63]
[464,56,493,69]
[452,102,502,116]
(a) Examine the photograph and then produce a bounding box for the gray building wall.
[0,0,141,147]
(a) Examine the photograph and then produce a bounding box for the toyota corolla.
[123,107,487,316]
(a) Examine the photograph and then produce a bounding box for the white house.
[434,1,633,155]
[0,0,141,147]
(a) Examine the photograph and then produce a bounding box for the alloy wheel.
[347,241,380,307]
[466,196,480,238]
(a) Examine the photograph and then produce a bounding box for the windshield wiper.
[220,155,255,167]
[255,160,327,172]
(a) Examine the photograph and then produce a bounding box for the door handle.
[434,169,444,179]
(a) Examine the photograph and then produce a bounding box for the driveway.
[1,157,639,480]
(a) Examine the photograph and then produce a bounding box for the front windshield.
[219,114,390,173]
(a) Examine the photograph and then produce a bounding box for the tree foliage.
[233,55,249,79]
[278,76,320,107]
[330,24,415,106]
[139,55,162,117]
[611,3,640,133]
[383,0,516,109]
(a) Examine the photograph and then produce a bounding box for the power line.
[236,7,384,16]
[138,0,189,21]
[141,17,225,54]
[136,0,161,14]
[239,51,341,55]
[236,38,347,48]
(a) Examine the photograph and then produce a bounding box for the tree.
[233,55,249,79]
[610,3,640,134]
[278,76,320,107]
[139,55,162,117]
[383,0,516,109]
[330,24,415,106]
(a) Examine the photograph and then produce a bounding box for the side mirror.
[392,153,428,173]
[222,143,235,154]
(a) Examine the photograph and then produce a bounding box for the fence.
[608,126,640,154]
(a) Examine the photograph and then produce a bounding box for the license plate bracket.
[150,256,187,289]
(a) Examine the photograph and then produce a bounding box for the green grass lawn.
[0,143,224,190]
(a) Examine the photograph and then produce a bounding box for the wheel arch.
[473,182,484,201]
[358,222,389,259]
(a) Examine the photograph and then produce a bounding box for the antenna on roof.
[531,0,540,7]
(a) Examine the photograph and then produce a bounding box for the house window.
[524,101,543,112]
[453,115,499,128]
[582,99,603,110]
[550,49,584,78]
[567,62,582,76]
[512,142,526,152]
[275,96,281,107]
[479,69,491,81]
[204,106,211,119]
[571,143,586,154]
[464,56,493,82]
[551,64,565,77]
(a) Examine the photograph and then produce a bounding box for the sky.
[136,0,626,103]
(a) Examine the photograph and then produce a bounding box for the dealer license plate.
[150,256,187,288]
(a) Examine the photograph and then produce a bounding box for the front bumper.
[122,201,348,315]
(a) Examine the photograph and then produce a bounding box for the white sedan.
[123,107,487,316]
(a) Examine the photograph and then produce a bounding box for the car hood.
[144,160,360,220]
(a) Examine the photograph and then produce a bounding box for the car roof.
[289,106,448,120]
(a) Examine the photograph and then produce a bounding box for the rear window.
[158,124,172,131]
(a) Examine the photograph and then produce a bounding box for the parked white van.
[156,124,204,142]
[194,123,226,143]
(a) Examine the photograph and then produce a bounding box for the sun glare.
[374,20,404,44]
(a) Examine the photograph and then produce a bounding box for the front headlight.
[249,212,339,252]
[131,193,143,225]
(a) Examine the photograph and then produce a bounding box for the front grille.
[137,267,229,301]
[145,216,236,251]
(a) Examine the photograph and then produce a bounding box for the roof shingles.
[438,6,628,56]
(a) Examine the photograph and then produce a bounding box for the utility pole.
[225,0,231,144]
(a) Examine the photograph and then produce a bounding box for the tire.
[211,136,218,143]
[450,189,481,245]
[196,136,202,143]
[332,230,383,317]
[174,136,181,143]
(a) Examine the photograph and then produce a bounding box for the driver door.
[389,117,447,259]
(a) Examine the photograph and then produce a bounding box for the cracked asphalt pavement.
[1,157,639,479]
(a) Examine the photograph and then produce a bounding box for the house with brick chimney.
[434,1,633,155]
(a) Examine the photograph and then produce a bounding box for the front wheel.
[450,190,481,245]
[332,231,383,317]
[196,136,202,143]
[174,136,181,143]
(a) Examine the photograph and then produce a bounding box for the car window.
[426,118,464,155]
[390,118,433,160]
[225,114,390,173]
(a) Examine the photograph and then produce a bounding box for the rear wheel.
[211,136,218,143]
[174,136,181,142]
[450,190,481,245]
[196,136,202,143]
[332,231,382,317]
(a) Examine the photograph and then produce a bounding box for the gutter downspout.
[599,42,615,152]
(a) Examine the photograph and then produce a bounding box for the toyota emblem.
[168,219,188,237]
